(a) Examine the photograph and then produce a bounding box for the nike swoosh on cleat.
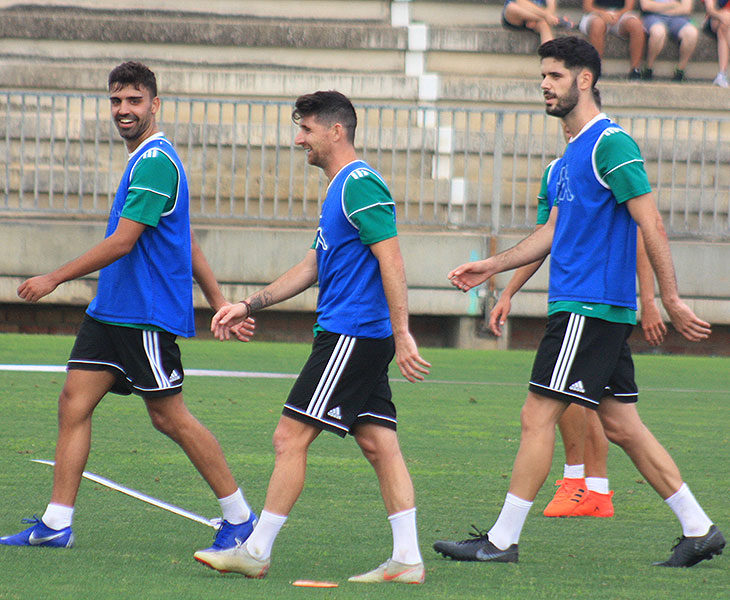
[28,530,65,545]
[383,567,420,581]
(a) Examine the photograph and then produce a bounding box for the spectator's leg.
[620,15,646,71]
[676,24,698,71]
[531,20,555,44]
[588,15,608,57]
[503,3,554,43]
[645,23,666,69]
[717,21,730,73]
[503,2,546,26]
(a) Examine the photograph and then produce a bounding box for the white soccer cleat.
[194,543,270,578]
[348,558,425,584]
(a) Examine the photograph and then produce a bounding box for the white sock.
[563,464,585,479]
[664,483,713,537]
[388,507,422,564]
[245,510,287,561]
[42,503,74,530]
[585,477,609,494]
[217,488,251,525]
[487,493,533,550]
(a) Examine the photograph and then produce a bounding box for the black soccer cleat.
[433,525,518,563]
[653,525,725,567]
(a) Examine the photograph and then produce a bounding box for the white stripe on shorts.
[142,330,171,389]
[306,334,355,419]
[549,313,585,391]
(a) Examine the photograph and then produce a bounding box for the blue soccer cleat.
[194,512,258,557]
[0,516,74,548]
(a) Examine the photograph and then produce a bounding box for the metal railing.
[2,91,729,238]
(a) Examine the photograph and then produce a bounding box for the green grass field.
[0,333,727,599]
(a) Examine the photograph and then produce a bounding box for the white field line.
[0,364,723,394]
[31,459,218,528]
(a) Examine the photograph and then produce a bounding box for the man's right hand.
[448,259,493,293]
[211,302,255,341]
[17,274,58,303]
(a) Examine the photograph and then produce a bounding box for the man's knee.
[145,394,191,437]
[355,432,378,460]
[520,393,565,435]
[355,425,400,464]
[271,417,317,457]
[598,404,640,448]
[624,17,644,37]
[57,386,80,426]
[147,407,174,435]
[649,24,667,43]
[57,378,106,424]
[679,25,698,45]
[590,17,607,37]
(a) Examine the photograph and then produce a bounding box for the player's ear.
[331,122,345,142]
[577,68,593,92]
[151,96,161,115]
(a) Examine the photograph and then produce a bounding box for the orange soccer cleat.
[543,478,588,517]
[571,490,614,517]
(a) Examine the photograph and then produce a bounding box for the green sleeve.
[121,152,178,227]
[343,171,398,245]
[594,129,652,204]
[536,160,557,226]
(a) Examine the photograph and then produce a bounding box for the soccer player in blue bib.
[490,118,667,520]
[436,37,724,568]
[197,91,431,583]
[1,62,257,558]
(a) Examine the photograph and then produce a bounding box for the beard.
[545,79,580,118]
[114,113,153,143]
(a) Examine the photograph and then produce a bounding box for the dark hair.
[538,36,601,87]
[108,61,157,98]
[592,87,601,109]
[292,91,357,144]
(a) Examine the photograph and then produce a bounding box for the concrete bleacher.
[0,1,727,109]
[0,0,728,350]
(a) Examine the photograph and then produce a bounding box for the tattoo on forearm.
[249,291,273,313]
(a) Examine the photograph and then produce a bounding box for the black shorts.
[67,314,184,398]
[529,312,638,409]
[283,331,396,437]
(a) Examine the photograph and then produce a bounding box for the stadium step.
[0,3,725,110]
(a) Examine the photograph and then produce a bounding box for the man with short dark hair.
[195,90,430,583]
[0,62,257,560]
[435,37,724,568]
[490,118,667,520]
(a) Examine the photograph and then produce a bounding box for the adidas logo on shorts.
[169,369,182,383]
[327,406,342,420]
[568,380,586,393]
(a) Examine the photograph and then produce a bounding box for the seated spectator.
[502,0,575,44]
[639,0,699,81]
[703,0,730,87]
[580,0,647,79]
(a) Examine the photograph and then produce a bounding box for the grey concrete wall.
[2,220,727,349]
[494,233,730,325]
[0,218,485,315]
